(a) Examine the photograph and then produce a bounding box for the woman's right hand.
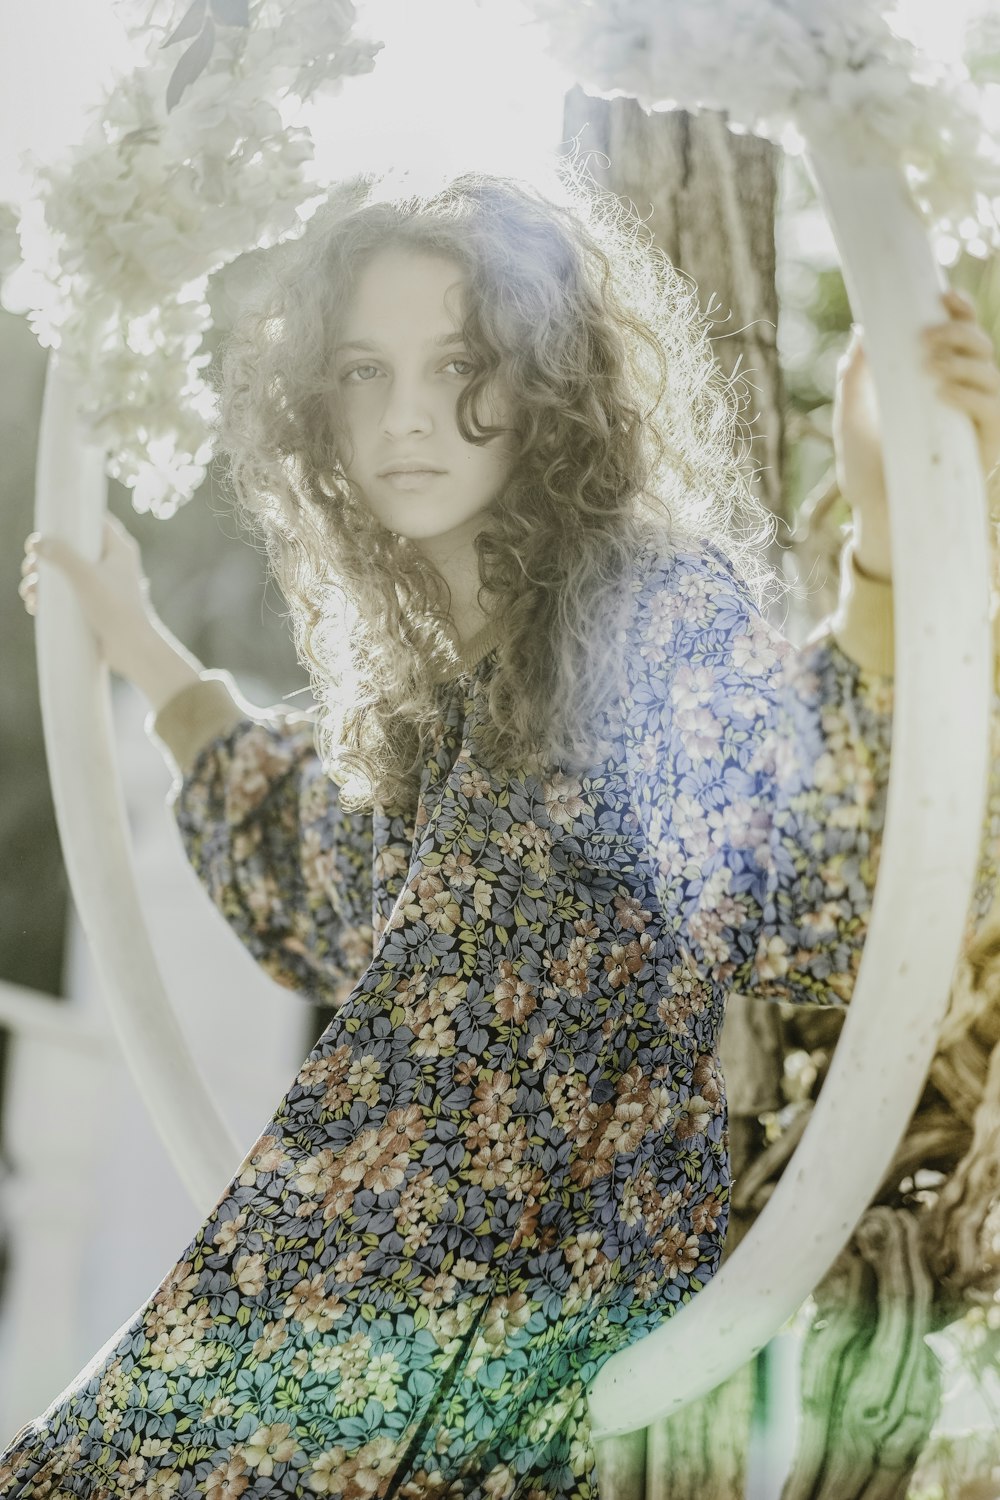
[19,513,165,681]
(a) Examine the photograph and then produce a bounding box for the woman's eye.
[343,364,381,383]
[445,359,476,377]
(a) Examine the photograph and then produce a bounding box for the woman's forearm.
[121,622,206,713]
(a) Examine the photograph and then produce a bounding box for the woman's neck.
[412,527,491,650]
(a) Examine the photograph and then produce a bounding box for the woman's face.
[332,247,514,544]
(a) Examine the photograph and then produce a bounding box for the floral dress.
[2,536,996,1500]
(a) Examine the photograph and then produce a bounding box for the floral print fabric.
[2,537,995,1500]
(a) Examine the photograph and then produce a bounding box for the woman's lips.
[379,469,446,489]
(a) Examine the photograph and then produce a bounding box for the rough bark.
[563,86,789,555]
[781,1209,941,1500]
[563,87,785,1500]
[926,1002,1000,1294]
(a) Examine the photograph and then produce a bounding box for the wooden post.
[563,87,785,1496]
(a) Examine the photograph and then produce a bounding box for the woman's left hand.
[833,287,1000,581]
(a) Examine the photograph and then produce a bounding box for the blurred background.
[2,0,1000,1493]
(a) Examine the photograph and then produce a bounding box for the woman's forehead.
[340,248,469,342]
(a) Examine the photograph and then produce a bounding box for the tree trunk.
[563,87,786,1499]
[781,1208,941,1500]
[563,85,789,553]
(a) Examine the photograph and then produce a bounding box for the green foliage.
[161,0,250,113]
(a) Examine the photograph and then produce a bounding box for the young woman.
[10,170,1000,1500]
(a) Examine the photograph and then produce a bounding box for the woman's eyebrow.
[334,332,467,355]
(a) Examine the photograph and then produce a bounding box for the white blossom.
[525,0,1000,253]
[8,0,383,516]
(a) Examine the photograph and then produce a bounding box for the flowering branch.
[5,0,383,516]
[524,0,1000,257]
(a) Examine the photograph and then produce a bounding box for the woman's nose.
[380,378,434,439]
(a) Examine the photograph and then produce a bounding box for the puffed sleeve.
[620,536,1000,1007]
[147,669,375,1007]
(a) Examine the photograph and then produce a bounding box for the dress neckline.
[427,617,503,686]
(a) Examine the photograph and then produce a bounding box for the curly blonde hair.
[215,163,783,813]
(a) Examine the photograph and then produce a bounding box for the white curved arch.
[34,355,244,1215]
[586,133,994,1439]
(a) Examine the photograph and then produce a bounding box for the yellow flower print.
[373,846,407,876]
[564,1230,603,1275]
[542,774,585,828]
[526,1023,555,1064]
[418,1271,458,1309]
[142,1467,181,1498]
[233,1252,267,1297]
[332,1249,365,1284]
[282,1273,347,1334]
[441,848,478,888]
[139,1438,172,1459]
[481,1291,532,1351]
[203,1453,251,1500]
[115,1452,148,1487]
[395,1169,448,1230]
[406,871,460,933]
[345,1052,383,1105]
[673,1095,713,1141]
[211,1211,249,1255]
[494,966,538,1023]
[459,765,493,799]
[300,823,335,899]
[366,1350,402,1410]
[452,1257,492,1282]
[756,931,791,981]
[428,1298,480,1353]
[633,1269,658,1299]
[468,1140,518,1192]
[313,1329,372,1382]
[691,1191,724,1234]
[353,1435,406,1492]
[410,1007,457,1059]
[293,1147,342,1198]
[482,1462,517,1498]
[619,1177,642,1227]
[654,1226,701,1279]
[150,1258,199,1313]
[187,1340,224,1379]
[471,1068,517,1125]
[305,1446,350,1495]
[240,1422,300,1476]
[603,935,650,988]
[612,890,651,932]
[237,1134,287,1188]
[251,1318,288,1361]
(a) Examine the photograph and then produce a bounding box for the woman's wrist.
[848,520,892,582]
[120,621,206,712]
[826,532,895,676]
[852,548,892,584]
